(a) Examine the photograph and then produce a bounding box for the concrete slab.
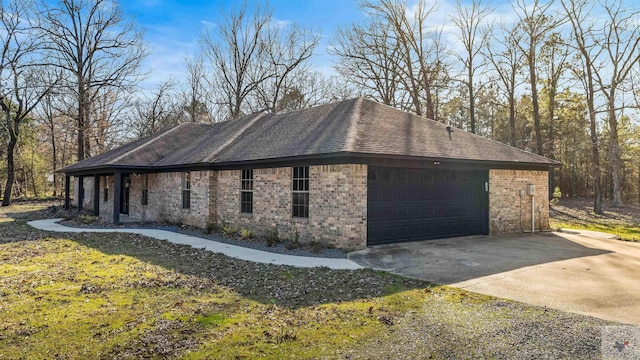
[27,219,362,270]
[350,231,640,325]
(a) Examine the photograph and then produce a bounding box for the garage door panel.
[378,206,393,222]
[368,167,487,246]
[393,207,409,221]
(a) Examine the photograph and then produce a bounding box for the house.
[60,97,559,249]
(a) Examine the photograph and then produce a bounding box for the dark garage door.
[367,167,488,246]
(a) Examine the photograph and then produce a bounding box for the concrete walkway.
[27,219,362,270]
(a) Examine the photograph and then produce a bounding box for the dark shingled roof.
[61,97,558,174]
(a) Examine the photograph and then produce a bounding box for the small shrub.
[283,230,301,249]
[266,228,279,247]
[205,222,218,234]
[222,225,238,237]
[239,228,254,240]
[310,241,324,254]
[77,214,99,224]
[553,186,562,199]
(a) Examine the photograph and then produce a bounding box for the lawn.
[0,201,611,359]
[550,197,640,241]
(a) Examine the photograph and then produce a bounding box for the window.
[182,172,191,209]
[241,169,253,213]
[292,166,309,218]
[141,174,149,206]
[103,176,109,202]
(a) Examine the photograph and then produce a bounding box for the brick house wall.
[489,169,550,234]
[80,171,211,229]
[72,166,549,249]
[73,176,94,209]
[213,164,368,250]
[98,175,113,220]
[136,171,212,228]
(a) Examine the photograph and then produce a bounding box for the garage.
[367,166,489,245]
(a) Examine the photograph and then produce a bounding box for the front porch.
[63,171,133,224]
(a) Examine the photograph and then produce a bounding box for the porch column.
[93,174,100,216]
[77,175,84,210]
[64,175,70,209]
[113,171,121,224]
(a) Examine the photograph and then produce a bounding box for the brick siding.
[213,164,368,250]
[73,165,549,250]
[489,169,550,234]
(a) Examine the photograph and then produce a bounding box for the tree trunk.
[528,52,543,155]
[547,87,556,160]
[51,128,58,196]
[509,91,517,147]
[468,66,476,134]
[587,90,602,214]
[2,135,17,206]
[607,93,623,207]
[77,79,87,160]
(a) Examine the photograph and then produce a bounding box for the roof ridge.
[344,97,362,152]
[108,123,191,165]
[203,112,268,162]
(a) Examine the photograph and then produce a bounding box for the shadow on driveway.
[349,232,610,284]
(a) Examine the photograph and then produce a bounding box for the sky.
[120,0,364,91]
[118,0,634,93]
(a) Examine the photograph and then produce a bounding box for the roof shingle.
[61,97,558,174]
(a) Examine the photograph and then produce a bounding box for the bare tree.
[592,0,640,207]
[128,80,180,139]
[200,2,318,120]
[254,23,320,112]
[331,18,403,107]
[181,55,213,123]
[39,0,147,160]
[367,0,449,118]
[561,0,603,214]
[512,0,562,155]
[483,22,526,147]
[450,0,492,134]
[331,0,450,118]
[540,32,570,159]
[0,0,58,206]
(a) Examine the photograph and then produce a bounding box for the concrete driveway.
[349,230,640,325]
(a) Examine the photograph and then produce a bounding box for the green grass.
[0,237,431,359]
[0,201,612,359]
[550,220,640,241]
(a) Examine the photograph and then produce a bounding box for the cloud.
[270,17,292,29]
[200,20,217,28]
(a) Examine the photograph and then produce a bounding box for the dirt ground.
[551,197,640,226]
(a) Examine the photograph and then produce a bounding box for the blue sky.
[119,0,633,92]
[120,0,363,91]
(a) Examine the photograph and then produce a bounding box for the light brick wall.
[98,175,114,220]
[73,176,94,209]
[141,171,212,228]
[214,164,368,250]
[88,171,211,228]
[489,169,550,234]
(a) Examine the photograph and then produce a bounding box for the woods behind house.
[1,0,639,213]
